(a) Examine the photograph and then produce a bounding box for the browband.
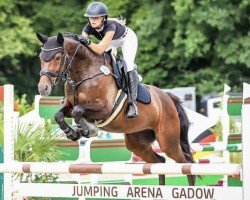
[40,46,64,62]
[41,46,63,51]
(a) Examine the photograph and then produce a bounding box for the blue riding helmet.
[84,2,108,17]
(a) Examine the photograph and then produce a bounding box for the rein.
[39,42,113,106]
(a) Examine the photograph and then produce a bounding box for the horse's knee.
[72,105,85,118]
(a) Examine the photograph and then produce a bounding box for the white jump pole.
[242,82,250,199]
[3,84,15,200]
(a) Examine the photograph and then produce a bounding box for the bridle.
[39,44,79,85]
[39,41,109,106]
[39,46,66,86]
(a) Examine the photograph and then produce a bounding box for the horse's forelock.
[43,36,63,49]
[41,36,64,62]
[39,33,83,62]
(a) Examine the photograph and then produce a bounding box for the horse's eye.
[55,56,61,61]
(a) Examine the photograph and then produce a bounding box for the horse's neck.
[67,44,118,119]
[66,42,114,92]
[65,44,95,79]
[75,46,112,75]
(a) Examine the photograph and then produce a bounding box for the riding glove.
[77,35,91,45]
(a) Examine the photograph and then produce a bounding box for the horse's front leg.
[54,104,81,141]
[72,104,98,138]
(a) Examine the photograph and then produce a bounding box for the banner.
[18,183,242,199]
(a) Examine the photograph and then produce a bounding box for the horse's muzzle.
[38,83,52,96]
[38,75,53,96]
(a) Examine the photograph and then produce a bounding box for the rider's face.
[89,17,104,29]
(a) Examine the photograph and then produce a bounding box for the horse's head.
[37,32,108,97]
[37,32,67,96]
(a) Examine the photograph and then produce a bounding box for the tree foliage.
[0,0,249,100]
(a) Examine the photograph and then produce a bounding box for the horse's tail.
[167,92,195,164]
[167,92,196,185]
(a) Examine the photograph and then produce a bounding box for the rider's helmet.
[84,2,108,18]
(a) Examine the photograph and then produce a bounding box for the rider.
[78,1,139,119]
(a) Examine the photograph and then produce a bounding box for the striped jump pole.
[0,162,241,176]
[152,142,242,154]
[191,142,242,152]
[195,157,225,164]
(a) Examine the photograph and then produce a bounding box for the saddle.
[107,51,151,104]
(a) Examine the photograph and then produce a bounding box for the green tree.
[0,0,39,97]
[129,0,250,96]
[169,0,250,95]
[0,0,87,99]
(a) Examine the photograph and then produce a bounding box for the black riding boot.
[126,70,139,118]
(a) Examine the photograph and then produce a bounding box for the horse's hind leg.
[124,130,166,185]
[156,127,195,186]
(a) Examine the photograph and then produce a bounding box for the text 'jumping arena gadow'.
[0,83,250,199]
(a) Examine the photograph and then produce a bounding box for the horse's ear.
[57,33,64,45]
[36,32,48,44]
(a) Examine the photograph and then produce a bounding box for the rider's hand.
[77,35,91,45]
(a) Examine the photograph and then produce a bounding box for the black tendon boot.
[126,70,139,118]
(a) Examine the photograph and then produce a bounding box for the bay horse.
[37,32,195,185]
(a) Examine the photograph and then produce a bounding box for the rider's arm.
[82,31,89,38]
[87,31,115,55]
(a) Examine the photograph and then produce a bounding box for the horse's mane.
[63,32,80,42]
[62,32,112,59]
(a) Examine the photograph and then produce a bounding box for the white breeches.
[107,27,138,72]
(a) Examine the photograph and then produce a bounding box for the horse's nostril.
[38,83,51,96]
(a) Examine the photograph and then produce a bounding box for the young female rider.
[78,1,139,119]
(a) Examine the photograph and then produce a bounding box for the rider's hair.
[108,17,126,26]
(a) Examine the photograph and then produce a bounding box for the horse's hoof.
[81,130,90,138]
[65,127,81,141]
[88,127,98,137]
[72,124,98,138]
